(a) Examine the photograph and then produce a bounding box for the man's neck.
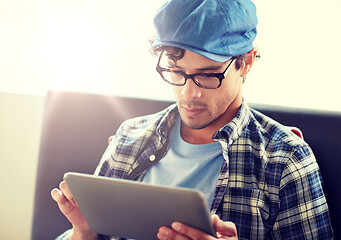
[180,124,216,144]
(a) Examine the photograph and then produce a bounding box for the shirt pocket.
[222,187,270,240]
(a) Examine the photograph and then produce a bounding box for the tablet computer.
[64,172,216,240]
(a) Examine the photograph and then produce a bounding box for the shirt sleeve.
[93,133,118,177]
[94,120,126,178]
[55,229,114,240]
[55,229,73,240]
[271,145,333,239]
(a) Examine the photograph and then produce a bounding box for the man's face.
[171,50,244,130]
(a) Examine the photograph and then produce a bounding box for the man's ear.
[240,48,257,78]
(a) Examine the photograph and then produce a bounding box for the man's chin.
[181,118,213,130]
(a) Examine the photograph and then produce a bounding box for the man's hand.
[51,181,97,240]
[157,214,238,240]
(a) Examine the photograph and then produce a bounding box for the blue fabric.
[142,116,224,209]
[152,0,258,62]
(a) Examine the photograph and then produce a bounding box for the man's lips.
[182,106,205,118]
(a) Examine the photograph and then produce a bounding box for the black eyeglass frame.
[156,52,236,89]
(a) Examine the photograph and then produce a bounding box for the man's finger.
[158,226,192,240]
[59,181,76,206]
[211,215,237,238]
[51,188,67,204]
[51,188,76,215]
[170,222,213,240]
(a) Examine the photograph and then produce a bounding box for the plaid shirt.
[58,102,333,240]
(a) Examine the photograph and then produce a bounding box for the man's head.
[151,0,258,132]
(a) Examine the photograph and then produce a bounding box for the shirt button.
[149,155,156,161]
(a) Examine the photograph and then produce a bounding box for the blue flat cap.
[152,0,258,62]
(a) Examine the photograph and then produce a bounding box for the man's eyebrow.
[173,64,224,71]
[196,65,224,71]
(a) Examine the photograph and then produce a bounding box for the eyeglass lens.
[159,55,222,89]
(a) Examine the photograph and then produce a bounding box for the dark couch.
[31,91,341,239]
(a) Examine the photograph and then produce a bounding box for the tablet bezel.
[64,172,216,240]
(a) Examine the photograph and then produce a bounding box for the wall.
[0,93,44,239]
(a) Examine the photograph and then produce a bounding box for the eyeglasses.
[156,52,235,89]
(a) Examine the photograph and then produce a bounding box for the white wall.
[0,93,44,239]
[246,0,341,111]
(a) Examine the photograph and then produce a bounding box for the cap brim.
[152,40,232,63]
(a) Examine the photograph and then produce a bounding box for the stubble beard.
[179,103,223,130]
[181,114,217,130]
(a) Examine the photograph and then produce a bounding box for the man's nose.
[180,78,202,101]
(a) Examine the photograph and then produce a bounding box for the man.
[51,0,334,239]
